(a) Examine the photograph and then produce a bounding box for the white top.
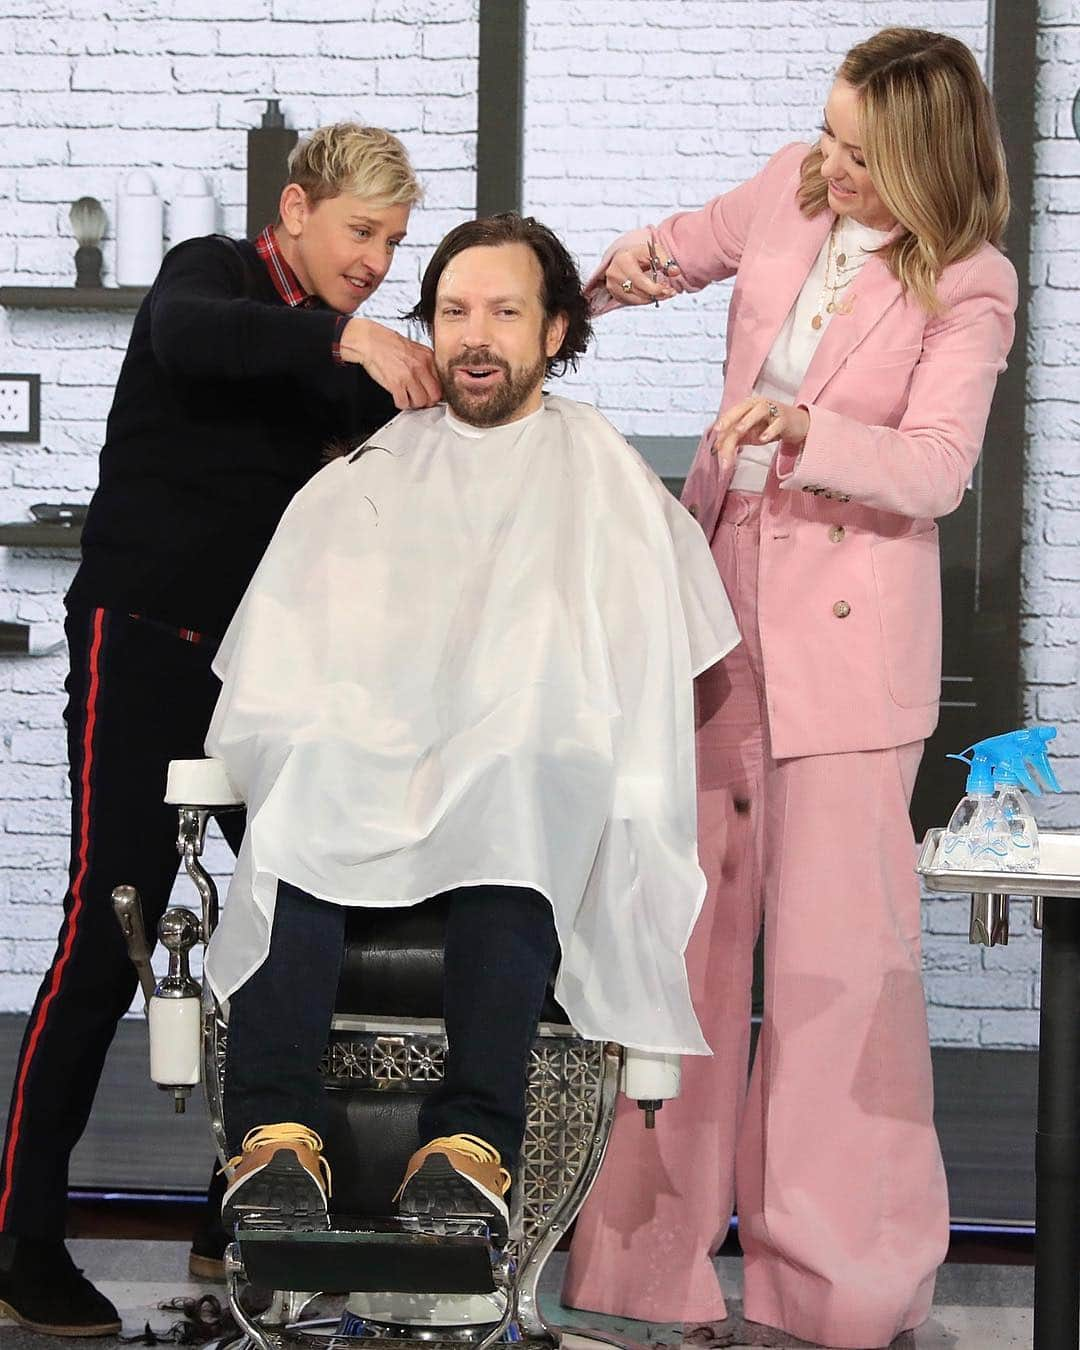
[203,397,741,1055]
[444,404,544,440]
[730,215,893,494]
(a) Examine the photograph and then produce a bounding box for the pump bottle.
[246,98,297,242]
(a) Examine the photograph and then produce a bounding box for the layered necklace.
[810,218,866,330]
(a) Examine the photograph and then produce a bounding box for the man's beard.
[439,345,547,428]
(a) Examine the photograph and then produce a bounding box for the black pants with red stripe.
[0,607,244,1240]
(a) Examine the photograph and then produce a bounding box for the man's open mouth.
[344,274,373,293]
[456,366,504,389]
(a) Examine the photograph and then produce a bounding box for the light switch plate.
[0,374,41,442]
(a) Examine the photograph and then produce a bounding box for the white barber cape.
[204,395,738,1055]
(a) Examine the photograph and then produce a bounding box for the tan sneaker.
[394,1133,511,1244]
[220,1123,331,1230]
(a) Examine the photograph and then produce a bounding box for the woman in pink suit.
[563,28,1017,1350]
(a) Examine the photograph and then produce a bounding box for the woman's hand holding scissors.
[603,233,680,306]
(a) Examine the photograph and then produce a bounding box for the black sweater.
[67,235,395,637]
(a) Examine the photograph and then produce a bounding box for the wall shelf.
[0,504,86,549]
[0,621,30,655]
[0,286,147,309]
[0,522,82,548]
[0,620,64,656]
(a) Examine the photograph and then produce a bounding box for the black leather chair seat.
[336,894,568,1025]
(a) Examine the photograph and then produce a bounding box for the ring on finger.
[621,278,634,293]
[766,401,780,421]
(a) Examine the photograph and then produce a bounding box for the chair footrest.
[236,1218,498,1294]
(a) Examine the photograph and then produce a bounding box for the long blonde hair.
[797,28,1009,312]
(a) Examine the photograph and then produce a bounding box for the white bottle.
[168,171,217,247]
[116,170,163,286]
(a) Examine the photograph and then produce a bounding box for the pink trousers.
[563,493,949,1349]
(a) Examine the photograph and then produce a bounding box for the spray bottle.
[938,726,1060,872]
[938,746,997,870]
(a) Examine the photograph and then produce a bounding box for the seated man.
[204,214,739,1242]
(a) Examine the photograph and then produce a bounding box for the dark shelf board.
[0,623,30,656]
[0,286,147,310]
[0,522,82,547]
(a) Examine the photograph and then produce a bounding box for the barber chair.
[113,759,680,1350]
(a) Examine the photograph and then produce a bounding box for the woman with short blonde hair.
[0,117,438,1334]
[564,28,1017,1350]
[286,121,423,209]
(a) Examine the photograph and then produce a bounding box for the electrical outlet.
[0,374,41,442]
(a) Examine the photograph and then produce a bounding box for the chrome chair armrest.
[167,757,244,940]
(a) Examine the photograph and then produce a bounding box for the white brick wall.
[520,1,1077,1050]
[999,0,1080,1050]
[1024,0,1080,789]
[0,0,478,1001]
[0,2,1077,1050]
[523,0,989,438]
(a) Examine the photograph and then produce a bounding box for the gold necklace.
[810,219,860,330]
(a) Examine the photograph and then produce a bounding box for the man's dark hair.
[407,213,592,377]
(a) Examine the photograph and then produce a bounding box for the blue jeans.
[223,880,558,1169]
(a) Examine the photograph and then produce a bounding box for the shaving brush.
[69,196,106,288]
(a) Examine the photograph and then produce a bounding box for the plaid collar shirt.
[255,224,316,307]
[255,224,349,362]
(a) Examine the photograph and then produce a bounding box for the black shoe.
[188,1223,226,1283]
[0,1235,121,1337]
[189,1166,227,1282]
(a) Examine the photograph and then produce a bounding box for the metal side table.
[918,831,1080,1350]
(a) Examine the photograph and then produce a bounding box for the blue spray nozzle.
[949,726,1061,797]
[946,749,994,794]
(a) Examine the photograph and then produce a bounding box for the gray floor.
[0,1017,1040,1227]
[0,1018,1043,1347]
[0,1243,1037,1350]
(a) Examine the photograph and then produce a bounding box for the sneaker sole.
[0,1296,120,1337]
[397,1154,509,1245]
[221,1150,329,1230]
[187,1250,226,1282]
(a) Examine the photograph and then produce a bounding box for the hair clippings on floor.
[118,1293,238,1346]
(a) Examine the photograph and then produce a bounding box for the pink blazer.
[589,142,1018,759]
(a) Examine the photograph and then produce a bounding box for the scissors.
[647,233,662,309]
